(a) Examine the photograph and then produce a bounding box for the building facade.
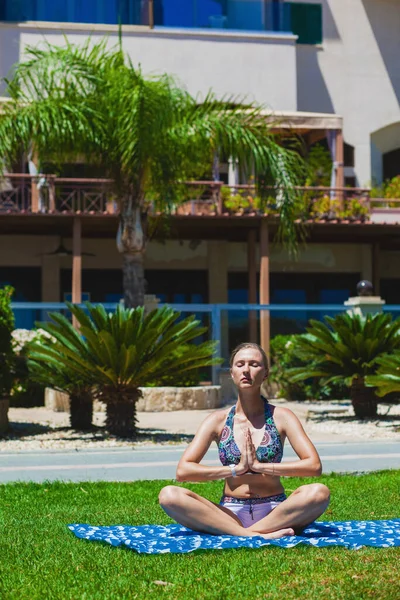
[0,0,399,337]
[0,0,398,185]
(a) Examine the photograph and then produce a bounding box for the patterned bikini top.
[218,398,283,466]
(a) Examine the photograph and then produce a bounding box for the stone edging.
[45,386,222,413]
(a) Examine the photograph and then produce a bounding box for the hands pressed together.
[235,429,269,476]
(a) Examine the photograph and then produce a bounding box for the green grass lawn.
[0,472,399,600]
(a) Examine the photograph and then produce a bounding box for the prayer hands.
[245,429,263,473]
[236,429,263,475]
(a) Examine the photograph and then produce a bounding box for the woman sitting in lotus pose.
[159,342,330,539]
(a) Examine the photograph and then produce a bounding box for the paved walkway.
[1,440,399,483]
[1,401,399,482]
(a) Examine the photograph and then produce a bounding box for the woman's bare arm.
[176,411,248,482]
[249,407,322,477]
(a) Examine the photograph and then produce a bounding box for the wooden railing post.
[149,0,154,28]
[31,176,39,213]
[48,176,56,212]
[216,183,223,215]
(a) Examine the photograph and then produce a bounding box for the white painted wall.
[293,0,400,185]
[1,1,399,185]
[0,23,298,110]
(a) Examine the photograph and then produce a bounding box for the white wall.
[0,22,298,110]
[1,2,399,185]
[294,0,400,185]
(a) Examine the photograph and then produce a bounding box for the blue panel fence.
[11,302,400,385]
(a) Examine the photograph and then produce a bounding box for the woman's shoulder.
[200,406,232,431]
[268,402,298,420]
[194,406,232,442]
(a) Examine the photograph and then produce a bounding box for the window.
[345,176,357,188]
[383,148,400,181]
[0,1,144,25]
[288,2,322,44]
[344,143,355,168]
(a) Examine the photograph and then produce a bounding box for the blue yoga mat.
[68,519,400,553]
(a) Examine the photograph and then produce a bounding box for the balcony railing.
[0,173,398,223]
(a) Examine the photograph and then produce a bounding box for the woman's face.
[230,347,267,390]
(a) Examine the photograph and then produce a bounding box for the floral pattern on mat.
[68,519,400,554]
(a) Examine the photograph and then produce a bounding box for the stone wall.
[45,386,222,413]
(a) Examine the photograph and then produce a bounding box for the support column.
[335,129,344,201]
[41,255,60,302]
[259,219,270,358]
[361,244,373,283]
[228,157,239,190]
[373,242,380,295]
[28,147,40,213]
[208,241,229,361]
[247,229,257,342]
[149,0,154,27]
[72,217,82,328]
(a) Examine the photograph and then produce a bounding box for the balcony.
[0,174,397,225]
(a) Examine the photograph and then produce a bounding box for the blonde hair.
[229,342,269,373]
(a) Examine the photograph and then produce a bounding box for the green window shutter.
[289,3,323,45]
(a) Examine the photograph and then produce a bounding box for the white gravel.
[1,402,399,452]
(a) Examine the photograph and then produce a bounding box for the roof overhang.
[0,97,342,131]
[266,110,342,132]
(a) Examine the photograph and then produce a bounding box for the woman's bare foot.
[255,528,295,539]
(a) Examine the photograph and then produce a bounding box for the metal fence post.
[211,304,222,386]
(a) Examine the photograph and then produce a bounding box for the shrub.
[305,144,332,187]
[269,334,348,401]
[10,329,51,407]
[0,286,16,397]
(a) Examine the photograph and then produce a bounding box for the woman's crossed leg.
[159,483,330,539]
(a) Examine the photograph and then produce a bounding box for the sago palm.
[27,342,94,430]
[287,312,400,418]
[0,38,305,306]
[366,352,400,398]
[28,302,221,437]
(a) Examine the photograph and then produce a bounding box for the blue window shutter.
[289,2,322,45]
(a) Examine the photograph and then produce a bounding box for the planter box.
[0,397,9,433]
[135,386,222,412]
[45,386,222,413]
[45,388,70,412]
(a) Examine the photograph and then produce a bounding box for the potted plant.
[287,312,400,418]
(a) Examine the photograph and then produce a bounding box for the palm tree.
[0,38,305,307]
[287,312,400,418]
[28,302,221,437]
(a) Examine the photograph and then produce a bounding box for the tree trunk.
[0,397,9,434]
[350,378,378,418]
[117,203,147,308]
[104,389,142,438]
[123,253,145,308]
[69,392,93,430]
